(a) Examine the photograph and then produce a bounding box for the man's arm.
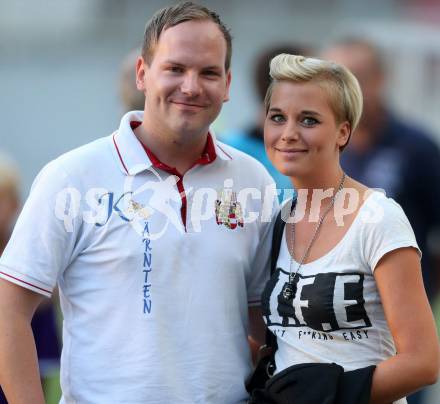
[248,306,266,364]
[248,306,266,347]
[0,279,46,404]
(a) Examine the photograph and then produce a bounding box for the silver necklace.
[281,172,346,300]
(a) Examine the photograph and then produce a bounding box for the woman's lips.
[276,148,308,155]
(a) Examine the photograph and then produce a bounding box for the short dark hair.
[142,1,232,70]
[254,44,310,102]
[325,37,385,75]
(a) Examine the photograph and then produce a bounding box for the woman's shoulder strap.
[271,198,296,275]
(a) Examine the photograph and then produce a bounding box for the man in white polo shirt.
[0,2,277,403]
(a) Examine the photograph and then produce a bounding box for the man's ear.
[337,121,351,149]
[223,70,232,102]
[135,56,147,92]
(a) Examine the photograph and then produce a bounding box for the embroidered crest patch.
[215,190,244,229]
[127,199,152,220]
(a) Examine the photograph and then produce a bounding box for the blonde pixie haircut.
[265,54,363,150]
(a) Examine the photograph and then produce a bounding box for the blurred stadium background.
[0,1,439,403]
[1,0,439,192]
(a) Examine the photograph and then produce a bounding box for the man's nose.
[180,73,202,96]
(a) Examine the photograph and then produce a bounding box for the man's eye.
[301,117,319,126]
[168,66,183,73]
[270,114,285,123]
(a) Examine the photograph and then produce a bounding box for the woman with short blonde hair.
[255,54,439,403]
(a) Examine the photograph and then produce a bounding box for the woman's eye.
[270,114,285,123]
[301,117,318,126]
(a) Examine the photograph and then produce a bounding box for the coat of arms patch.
[215,190,244,229]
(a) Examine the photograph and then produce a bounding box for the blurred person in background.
[0,153,19,404]
[322,38,440,301]
[322,38,440,404]
[119,48,145,112]
[222,44,311,200]
[0,153,61,404]
[0,153,20,259]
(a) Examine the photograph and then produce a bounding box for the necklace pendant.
[289,273,296,284]
[282,282,297,300]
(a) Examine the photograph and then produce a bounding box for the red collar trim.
[112,133,129,174]
[131,121,217,175]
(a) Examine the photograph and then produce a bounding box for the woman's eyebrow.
[300,110,322,117]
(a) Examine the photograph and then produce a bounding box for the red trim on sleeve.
[0,271,51,295]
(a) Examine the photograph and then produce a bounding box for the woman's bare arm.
[369,247,440,404]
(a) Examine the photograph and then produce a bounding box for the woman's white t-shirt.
[262,191,421,404]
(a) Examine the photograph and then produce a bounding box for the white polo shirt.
[0,111,278,404]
